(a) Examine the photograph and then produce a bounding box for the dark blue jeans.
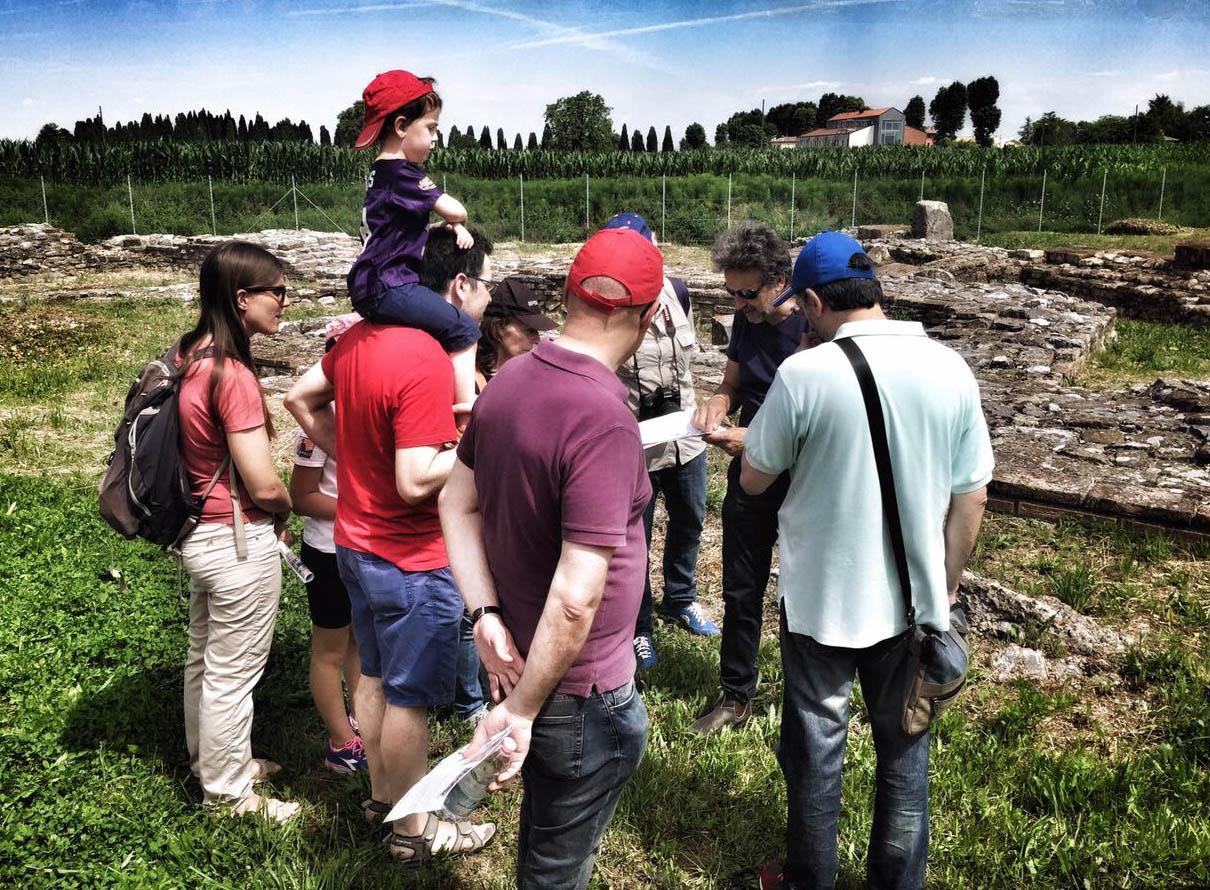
[779,608,930,890]
[454,613,487,719]
[517,681,649,890]
[636,452,708,636]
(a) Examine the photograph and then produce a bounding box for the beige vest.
[617,278,705,471]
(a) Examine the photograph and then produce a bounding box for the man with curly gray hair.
[690,220,809,734]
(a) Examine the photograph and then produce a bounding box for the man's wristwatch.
[470,605,502,625]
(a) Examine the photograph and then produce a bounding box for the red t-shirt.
[321,322,457,571]
[178,356,270,525]
[457,341,652,696]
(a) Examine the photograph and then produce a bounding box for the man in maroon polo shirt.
[439,228,663,890]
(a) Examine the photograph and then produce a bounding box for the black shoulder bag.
[835,336,969,736]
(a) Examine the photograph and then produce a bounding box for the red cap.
[354,70,434,150]
[565,229,664,313]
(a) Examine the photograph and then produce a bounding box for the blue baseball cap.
[602,211,655,244]
[774,231,876,306]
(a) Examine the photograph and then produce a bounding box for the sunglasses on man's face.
[245,284,289,303]
[723,284,765,301]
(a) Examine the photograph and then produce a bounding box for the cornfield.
[3,140,1209,186]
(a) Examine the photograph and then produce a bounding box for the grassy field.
[3,167,1208,245]
[1,290,1208,888]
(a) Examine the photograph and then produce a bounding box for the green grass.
[2,475,1209,888]
[982,227,1210,254]
[1088,319,1210,381]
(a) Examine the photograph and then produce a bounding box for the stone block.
[1174,240,1210,269]
[856,225,908,240]
[1044,247,1097,266]
[910,201,953,241]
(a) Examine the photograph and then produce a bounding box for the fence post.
[976,167,986,243]
[919,168,925,202]
[519,174,525,242]
[1096,169,1107,235]
[291,174,299,230]
[850,168,858,228]
[727,172,732,229]
[208,176,217,235]
[585,173,589,232]
[661,174,667,243]
[127,174,136,235]
[789,172,796,242]
[40,175,49,225]
[1038,169,1047,233]
[1158,167,1167,220]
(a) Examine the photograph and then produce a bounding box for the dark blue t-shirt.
[347,159,444,301]
[726,308,808,426]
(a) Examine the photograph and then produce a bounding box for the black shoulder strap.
[835,336,916,629]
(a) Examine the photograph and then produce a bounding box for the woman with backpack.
[177,241,297,821]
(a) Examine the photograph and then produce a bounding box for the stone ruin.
[2,222,1208,543]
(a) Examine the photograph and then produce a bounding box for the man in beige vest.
[608,213,719,671]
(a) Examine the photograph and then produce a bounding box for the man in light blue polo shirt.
[741,232,994,890]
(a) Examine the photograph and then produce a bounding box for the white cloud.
[509,0,904,50]
[758,80,844,95]
[21,97,38,107]
[1085,70,1117,77]
[908,75,949,86]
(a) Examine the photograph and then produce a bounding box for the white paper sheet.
[384,727,511,822]
[638,409,716,447]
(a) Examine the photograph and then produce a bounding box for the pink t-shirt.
[178,355,270,525]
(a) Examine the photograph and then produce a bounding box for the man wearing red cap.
[439,228,663,889]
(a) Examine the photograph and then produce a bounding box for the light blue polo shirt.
[745,319,995,648]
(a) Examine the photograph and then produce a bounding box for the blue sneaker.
[324,735,367,773]
[633,634,658,670]
[661,602,720,637]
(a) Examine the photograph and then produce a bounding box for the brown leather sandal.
[385,812,496,867]
[361,798,391,823]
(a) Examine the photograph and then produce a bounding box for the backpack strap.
[835,336,916,631]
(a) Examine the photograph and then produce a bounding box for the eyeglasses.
[245,284,289,304]
[467,275,494,289]
[723,284,765,301]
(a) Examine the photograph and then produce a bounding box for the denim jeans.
[719,455,790,701]
[454,612,487,719]
[778,608,930,890]
[516,681,649,890]
[636,452,707,636]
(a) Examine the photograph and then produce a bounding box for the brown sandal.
[361,798,391,823]
[385,812,496,867]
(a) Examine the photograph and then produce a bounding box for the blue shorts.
[352,281,480,352]
[335,546,462,708]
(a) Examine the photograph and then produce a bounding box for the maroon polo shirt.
[457,340,651,696]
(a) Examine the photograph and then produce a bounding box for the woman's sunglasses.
[244,284,289,303]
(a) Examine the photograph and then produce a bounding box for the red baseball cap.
[354,70,435,151]
[566,229,664,313]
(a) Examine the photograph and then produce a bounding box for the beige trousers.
[181,518,281,805]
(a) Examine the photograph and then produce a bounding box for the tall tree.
[966,76,1001,147]
[513,133,523,150]
[646,126,658,152]
[928,81,967,143]
[723,109,773,147]
[448,125,462,146]
[1024,111,1077,146]
[543,91,614,151]
[681,122,707,149]
[479,125,492,149]
[766,101,817,136]
[631,129,645,152]
[904,95,926,130]
[527,131,539,150]
[319,125,332,146]
[714,122,729,146]
[817,93,866,124]
[661,125,674,152]
[618,123,629,151]
[496,127,507,150]
[334,101,363,147]
[540,123,552,149]
[1146,94,1187,139]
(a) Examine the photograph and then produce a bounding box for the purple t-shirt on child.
[347,159,444,301]
[456,341,652,697]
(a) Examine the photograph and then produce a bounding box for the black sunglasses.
[723,284,766,301]
[245,284,289,303]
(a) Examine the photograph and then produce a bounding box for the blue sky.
[1,0,1208,143]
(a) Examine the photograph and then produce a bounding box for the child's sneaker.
[324,735,367,774]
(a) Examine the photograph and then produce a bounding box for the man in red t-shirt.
[439,229,664,889]
[287,230,496,863]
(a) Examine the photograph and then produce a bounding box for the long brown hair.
[180,241,282,438]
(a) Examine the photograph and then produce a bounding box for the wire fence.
[12,165,1208,246]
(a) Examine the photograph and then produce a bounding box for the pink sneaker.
[324,735,367,773]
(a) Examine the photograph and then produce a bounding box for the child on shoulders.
[348,69,480,419]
